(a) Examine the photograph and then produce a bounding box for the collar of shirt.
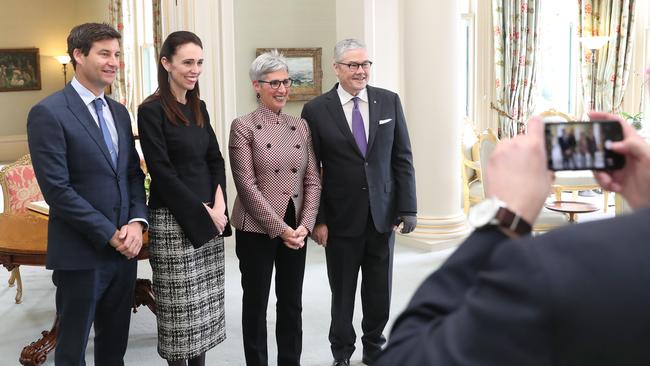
[71,77,106,108]
[337,84,368,106]
[256,102,286,124]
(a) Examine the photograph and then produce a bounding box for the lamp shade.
[580,36,611,50]
[55,55,71,65]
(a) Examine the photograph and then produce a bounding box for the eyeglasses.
[257,78,293,89]
[337,61,373,71]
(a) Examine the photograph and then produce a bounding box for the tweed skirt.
[149,208,226,360]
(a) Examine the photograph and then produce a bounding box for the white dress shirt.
[337,85,369,142]
[70,77,119,156]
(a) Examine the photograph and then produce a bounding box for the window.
[534,0,579,116]
[117,0,159,122]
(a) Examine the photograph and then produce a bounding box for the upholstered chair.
[461,119,482,214]
[474,128,569,234]
[0,154,43,303]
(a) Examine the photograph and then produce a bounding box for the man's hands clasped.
[109,221,144,259]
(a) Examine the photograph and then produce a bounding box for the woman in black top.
[137,31,230,366]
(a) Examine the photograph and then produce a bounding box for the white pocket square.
[379,118,392,125]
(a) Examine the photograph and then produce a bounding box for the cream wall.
[0,0,107,161]
[233,0,338,118]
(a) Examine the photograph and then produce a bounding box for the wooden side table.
[0,213,155,366]
[544,201,599,223]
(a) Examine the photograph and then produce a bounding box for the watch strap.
[494,207,532,236]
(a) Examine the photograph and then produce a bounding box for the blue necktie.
[351,97,367,156]
[92,98,118,168]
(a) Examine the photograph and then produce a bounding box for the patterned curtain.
[578,0,636,114]
[108,0,130,106]
[492,0,541,138]
[152,0,163,60]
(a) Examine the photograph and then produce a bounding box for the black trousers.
[53,258,137,366]
[326,214,395,361]
[235,200,306,366]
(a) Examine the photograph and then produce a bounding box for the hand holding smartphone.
[544,120,625,171]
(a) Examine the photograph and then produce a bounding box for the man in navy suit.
[376,113,650,365]
[27,23,147,366]
[301,39,417,366]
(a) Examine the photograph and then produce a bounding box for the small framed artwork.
[256,47,322,101]
[0,48,41,92]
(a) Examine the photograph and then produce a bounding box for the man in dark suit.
[27,23,147,366]
[377,112,650,365]
[301,38,417,366]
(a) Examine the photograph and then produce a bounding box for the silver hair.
[249,49,289,81]
[333,38,367,62]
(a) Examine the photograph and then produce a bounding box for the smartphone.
[544,120,625,171]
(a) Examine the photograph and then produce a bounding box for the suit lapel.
[366,86,379,155]
[63,85,116,173]
[325,87,360,154]
[324,85,365,158]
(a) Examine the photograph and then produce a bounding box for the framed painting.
[256,47,322,101]
[0,48,41,92]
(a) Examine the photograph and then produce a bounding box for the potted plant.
[621,111,643,130]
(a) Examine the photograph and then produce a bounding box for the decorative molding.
[398,213,472,251]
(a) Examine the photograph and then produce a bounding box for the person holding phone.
[138,31,230,366]
[377,112,650,365]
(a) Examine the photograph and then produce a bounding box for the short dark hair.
[67,23,121,69]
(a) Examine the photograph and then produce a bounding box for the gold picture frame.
[0,48,41,92]
[256,47,322,101]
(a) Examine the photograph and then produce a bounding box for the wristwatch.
[468,197,532,237]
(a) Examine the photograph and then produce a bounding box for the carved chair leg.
[13,267,23,304]
[8,266,17,287]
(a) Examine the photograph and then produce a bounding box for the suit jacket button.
[275,169,279,173]
[267,143,272,148]
[295,144,301,149]
[361,186,367,190]
[291,168,297,173]
[256,124,262,129]
[290,126,296,131]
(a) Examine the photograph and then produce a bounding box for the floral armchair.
[0,154,43,303]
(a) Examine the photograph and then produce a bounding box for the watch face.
[468,198,500,228]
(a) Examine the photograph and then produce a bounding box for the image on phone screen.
[544,120,625,171]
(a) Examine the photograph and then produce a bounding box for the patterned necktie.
[92,98,118,168]
[351,97,367,156]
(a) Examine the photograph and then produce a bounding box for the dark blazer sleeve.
[377,228,553,365]
[27,103,117,248]
[300,103,327,225]
[116,101,148,225]
[202,102,232,237]
[390,93,417,216]
[137,101,220,247]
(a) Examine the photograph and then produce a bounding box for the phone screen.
[544,120,625,171]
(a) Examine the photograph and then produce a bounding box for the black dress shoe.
[332,359,350,366]
[362,355,373,365]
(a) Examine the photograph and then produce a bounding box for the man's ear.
[72,48,84,67]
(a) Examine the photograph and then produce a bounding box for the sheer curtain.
[109,0,163,129]
[578,0,636,114]
[492,0,541,138]
[109,0,129,107]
